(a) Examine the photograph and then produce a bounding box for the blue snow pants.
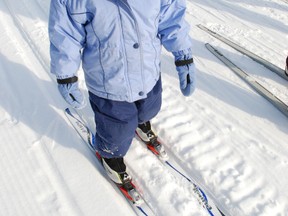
[89,78,162,158]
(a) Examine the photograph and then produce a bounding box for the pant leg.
[89,92,138,158]
[136,78,162,123]
[88,78,162,158]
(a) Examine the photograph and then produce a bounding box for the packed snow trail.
[1,0,288,215]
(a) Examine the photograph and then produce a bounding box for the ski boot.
[136,121,168,160]
[101,156,143,204]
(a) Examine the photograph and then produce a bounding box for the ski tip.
[65,107,71,114]
[136,206,149,216]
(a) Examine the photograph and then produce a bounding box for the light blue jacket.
[49,0,192,102]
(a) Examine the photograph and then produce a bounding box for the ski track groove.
[4,0,50,74]
[188,0,288,68]
[1,1,84,215]
[0,122,77,216]
[30,137,84,216]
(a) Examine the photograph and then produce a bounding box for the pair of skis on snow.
[197,24,288,118]
[65,107,226,216]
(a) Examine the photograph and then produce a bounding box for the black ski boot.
[101,157,143,204]
[101,157,132,185]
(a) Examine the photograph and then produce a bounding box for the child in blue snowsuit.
[49,0,195,184]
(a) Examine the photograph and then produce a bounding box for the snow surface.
[0,0,288,215]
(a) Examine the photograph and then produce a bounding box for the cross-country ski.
[197,24,288,81]
[205,43,288,118]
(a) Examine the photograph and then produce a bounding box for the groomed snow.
[0,0,287,215]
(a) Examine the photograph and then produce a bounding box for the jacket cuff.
[175,58,194,67]
[57,76,78,84]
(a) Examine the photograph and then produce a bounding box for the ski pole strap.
[175,58,194,67]
[57,76,78,84]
